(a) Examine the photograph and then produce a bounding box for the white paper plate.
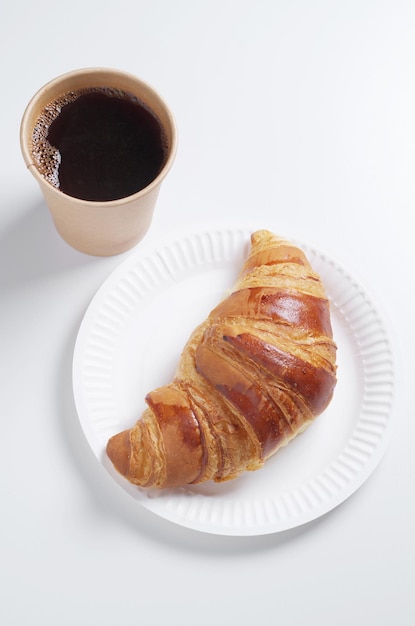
[72,227,395,535]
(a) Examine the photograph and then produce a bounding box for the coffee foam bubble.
[31,102,62,187]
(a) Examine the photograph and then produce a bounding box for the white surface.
[1,0,413,623]
[73,227,395,535]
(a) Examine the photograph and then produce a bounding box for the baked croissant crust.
[106,230,337,488]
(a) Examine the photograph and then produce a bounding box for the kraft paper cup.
[20,68,177,256]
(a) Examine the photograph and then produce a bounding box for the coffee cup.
[20,68,177,256]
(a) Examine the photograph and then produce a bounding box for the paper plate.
[72,227,395,535]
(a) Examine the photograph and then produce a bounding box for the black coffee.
[31,88,167,202]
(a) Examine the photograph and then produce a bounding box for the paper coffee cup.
[20,68,177,256]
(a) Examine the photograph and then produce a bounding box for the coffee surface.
[31,88,166,201]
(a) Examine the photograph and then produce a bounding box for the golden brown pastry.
[107,230,337,488]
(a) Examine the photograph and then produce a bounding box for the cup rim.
[20,67,178,207]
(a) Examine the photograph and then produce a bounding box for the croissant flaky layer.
[106,230,337,488]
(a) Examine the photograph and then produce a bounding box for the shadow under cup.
[20,68,177,256]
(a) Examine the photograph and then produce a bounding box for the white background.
[1,1,413,624]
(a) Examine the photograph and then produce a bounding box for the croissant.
[106,230,337,488]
